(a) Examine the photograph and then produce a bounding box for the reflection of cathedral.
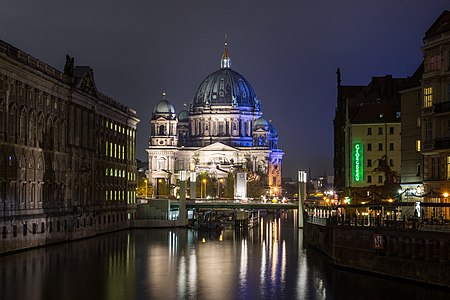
[147,42,283,197]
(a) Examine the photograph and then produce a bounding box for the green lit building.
[334,72,410,203]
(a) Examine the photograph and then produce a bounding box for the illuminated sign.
[352,143,363,182]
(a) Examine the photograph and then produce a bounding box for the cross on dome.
[221,34,231,69]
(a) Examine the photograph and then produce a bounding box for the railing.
[307,214,450,232]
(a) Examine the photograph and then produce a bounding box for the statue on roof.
[64,54,74,77]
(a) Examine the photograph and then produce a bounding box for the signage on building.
[352,143,363,182]
[373,234,384,249]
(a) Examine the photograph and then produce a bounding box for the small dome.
[254,117,269,130]
[178,110,189,122]
[153,100,175,114]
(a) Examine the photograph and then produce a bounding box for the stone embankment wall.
[0,210,132,255]
[304,221,450,288]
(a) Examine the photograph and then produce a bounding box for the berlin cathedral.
[147,42,284,198]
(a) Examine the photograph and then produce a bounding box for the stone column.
[179,171,186,227]
[190,171,196,200]
[298,171,307,228]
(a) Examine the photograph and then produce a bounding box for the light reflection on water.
[0,210,449,300]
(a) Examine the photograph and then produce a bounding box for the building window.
[389,143,394,151]
[378,127,383,135]
[367,159,372,167]
[389,127,394,135]
[432,157,440,180]
[378,175,383,183]
[423,87,433,108]
[447,157,450,180]
[425,120,432,142]
[378,143,383,151]
[417,164,421,176]
[448,84,450,102]
[417,116,421,128]
[395,111,401,119]
[367,143,372,151]
[389,159,394,167]
[367,175,372,183]
[429,54,441,71]
[367,128,372,135]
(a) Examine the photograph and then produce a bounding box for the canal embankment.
[304,217,450,288]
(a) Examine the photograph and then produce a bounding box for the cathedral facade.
[147,43,283,198]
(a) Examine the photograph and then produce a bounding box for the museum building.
[0,39,139,253]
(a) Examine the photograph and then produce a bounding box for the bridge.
[182,199,298,210]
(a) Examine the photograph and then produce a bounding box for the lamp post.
[190,172,196,200]
[218,178,224,198]
[179,171,187,226]
[144,179,148,198]
[202,178,207,198]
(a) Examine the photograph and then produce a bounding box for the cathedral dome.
[178,109,189,122]
[254,117,269,130]
[192,42,261,111]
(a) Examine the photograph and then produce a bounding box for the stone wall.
[304,221,450,288]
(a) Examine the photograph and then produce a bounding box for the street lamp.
[202,178,207,198]
[144,179,148,198]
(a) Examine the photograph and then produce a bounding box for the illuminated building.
[147,42,283,198]
[419,10,450,216]
[0,39,139,253]
[334,71,408,202]
[399,64,424,202]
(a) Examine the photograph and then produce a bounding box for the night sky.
[1,1,448,179]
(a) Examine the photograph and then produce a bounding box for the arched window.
[28,111,36,147]
[37,114,44,147]
[0,100,5,141]
[28,156,35,169]
[61,121,66,151]
[53,118,59,150]
[18,107,26,144]
[8,104,16,142]
[45,116,52,149]
[158,124,166,135]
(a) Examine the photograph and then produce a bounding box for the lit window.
[416,140,421,152]
[447,157,450,180]
[424,87,433,108]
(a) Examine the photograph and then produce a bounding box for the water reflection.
[0,210,449,300]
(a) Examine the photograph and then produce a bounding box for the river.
[1,210,449,300]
